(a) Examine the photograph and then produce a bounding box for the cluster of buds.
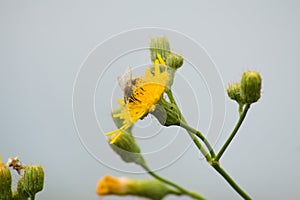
[150,37,184,70]
[227,71,262,106]
[150,37,183,89]
[0,156,44,200]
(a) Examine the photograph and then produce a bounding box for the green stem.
[168,189,184,196]
[180,121,216,158]
[166,89,251,199]
[211,162,251,200]
[166,89,176,104]
[238,103,243,116]
[186,128,211,162]
[166,89,214,159]
[142,165,206,200]
[215,104,250,161]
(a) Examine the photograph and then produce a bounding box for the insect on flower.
[117,67,142,104]
[7,156,24,175]
[105,54,169,144]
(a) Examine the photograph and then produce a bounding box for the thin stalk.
[180,121,216,158]
[166,89,176,104]
[211,163,251,200]
[142,165,206,200]
[215,104,250,161]
[166,89,252,199]
[187,129,211,162]
[166,89,214,159]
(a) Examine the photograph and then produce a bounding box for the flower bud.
[22,165,44,198]
[166,53,184,70]
[110,108,145,166]
[150,37,170,62]
[240,71,262,104]
[96,175,173,200]
[0,157,12,200]
[109,132,145,166]
[16,178,30,199]
[227,82,244,104]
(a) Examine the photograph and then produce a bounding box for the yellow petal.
[110,132,123,144]
[157,54,166,66]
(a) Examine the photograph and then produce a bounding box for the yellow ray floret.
[106,54,169,143]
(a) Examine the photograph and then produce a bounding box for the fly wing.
[117,67,132,90]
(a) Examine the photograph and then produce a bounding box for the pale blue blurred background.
[1,1,300,199]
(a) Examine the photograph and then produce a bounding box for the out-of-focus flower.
[96,175,173,200]
[0,156,12,199]
[21,165,45,198]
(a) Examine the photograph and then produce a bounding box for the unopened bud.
[241,71,262,104]
[150,37,170,62]
[166,53,183,70]
[109,132,145,166]
[227,82,244,104]
[22,165,44,198]
[110,108,145,166]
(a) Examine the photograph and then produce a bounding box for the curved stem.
[212,162,251,200]
[215,104,250,161]
[166,89,251,199]
[166,90,215,159]
[180,121,216,158]
[186,127,211,162]
[142,165,206,200]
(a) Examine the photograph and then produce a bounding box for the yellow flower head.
[106,54,168,143]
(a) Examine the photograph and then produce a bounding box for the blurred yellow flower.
[96,175,129,195]
[96,175,173,199]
